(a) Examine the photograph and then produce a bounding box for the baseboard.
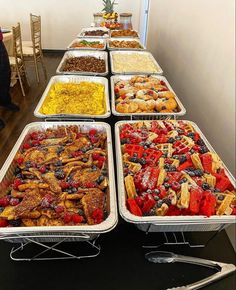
[42,49,66,54]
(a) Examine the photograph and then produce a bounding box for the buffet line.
[0,26,235,244]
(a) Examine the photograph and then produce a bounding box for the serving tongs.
[145,251,236,290]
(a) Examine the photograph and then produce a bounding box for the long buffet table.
[0,27,235,290]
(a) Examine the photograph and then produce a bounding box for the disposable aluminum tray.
[0,122,117,242]
[34,75,111,119]
[67,38,106,51]
[56,50,109,76]
[107,38,145,51]
[77,27,110,38]
[110,75,186,117]
[110,51,163,75]
[115,120,236,232]
[110,30,140,38]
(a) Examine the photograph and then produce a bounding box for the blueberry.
[217,195,225,201]
[202,182,210,190]
[179,155,187,164]
[187,171,195,177]
[187,132,195,138]
[197,139,205,146]
[96,175,105,184]
[25,161,32,168]
[194,169,204,177]
[214,188,221,193]
[199,146,209,154]
[133,153,138,157]
[164,177,170,182]
[55,169,65,180]
[82,158,88,163]
[173,155,179,159]
[169,165,177,172]
[14,167,21,175]
[164,164,170,170]
[121,138,129,145]
[78,209,85,216]
[56,146,64,155]
[190,149,195,154]
[15,173,23,179]
[168,137,175,144]
[72,187,77,193]
[177,129,184,134]
[9,219,21,227]
[164,183,171,189]
[179,178,187,184]
[92,165,97,171]
[143,152,147,157]
[144,145,148,150]
[0,207,4,213]
[162,198,171,206]
[153,195,160,201]
[175,136,182,140]
[154,189,160,194]
[157,200,163,207]
[147,189,152,194]
[139,158,146,165]
[55,160,62,167]
[130,157,139,163]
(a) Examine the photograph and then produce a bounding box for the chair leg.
[40,52,47,81]
[33,54,40,83]
[16,67,26,97]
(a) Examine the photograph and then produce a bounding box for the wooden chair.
[9,23,29,97]
[22,14,47,83]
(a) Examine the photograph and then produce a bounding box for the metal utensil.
[145,251,236,290]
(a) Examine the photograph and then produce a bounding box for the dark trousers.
[0,40,12,105]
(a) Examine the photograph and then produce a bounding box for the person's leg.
[0,41,19,111]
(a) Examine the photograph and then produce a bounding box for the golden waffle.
[155,143,174,158]
[216,194,234,215]
[169,120,180,127]
[167,130,179,138]
[124,175,137,198]
[168,189,177,205]
[158,121,166,129]
[204,174,216,188]
[169,158,180,168]
[184,123,195,133]
[157,168,167,186]
[125,161,142,173]
[210,152,223,173]
[155,203,169,216]
[181,173,198,186]
[191,153,203,170]
[158,157,165,169]
[177,183,190,209]
[122,153,130,162]
[147,132,158,142]
[181,135,195,148]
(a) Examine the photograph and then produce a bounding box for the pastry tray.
[107,38,145,51]
[34,75,111,119]
[115,120,236,232]
[67,38,106,51]
[56,50,109,76]
[77,27,110,38]
[110,75,186,117]
[0,122,117,238]
[110,51,163,75]
[110,29,140,38]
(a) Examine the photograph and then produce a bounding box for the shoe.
[0,119,5,130]
[2,103,20,112]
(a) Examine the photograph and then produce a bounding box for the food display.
[111,29,139,37]
[117,121,236,218]
[83,30,109,37]
[111,52,162,74]
[113,75,182,114]
[0,125,111,227]
[109,40,143,49]
[39,81,106,116]
[62,56,106,74]
[69,40,105,50]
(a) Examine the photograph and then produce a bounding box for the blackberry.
[202,182,210,190]
[9,219,21,227]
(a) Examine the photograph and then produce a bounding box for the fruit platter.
[34,75,110,119]
[108,38,145,50]
[0,122,117,235]
[56,51,108,76]
[67,39,106,50]
[78,27,110,38]
[110,51,163,74]
[115,120,236,232]
[110,75,186,116]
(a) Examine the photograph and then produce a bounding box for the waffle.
[155,203,169,216]
[182,172,198,186]
[155,143,174,158]
[210,152,223,173]
[158,157,165,169]
[168,189,177,205]
[125,161,142,173]
[191,153,204,170]
[183,122,195,133]
[181,135,195,148]
[177,183,190,209]
[167,130,179,138]
[216,194,234,215]
[124,175,137,198]
[204,174,216,188]
[157,168,167,186]
[147,132,158,142]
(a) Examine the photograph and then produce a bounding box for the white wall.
[147,0,235,249]
[0,0,142,49]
